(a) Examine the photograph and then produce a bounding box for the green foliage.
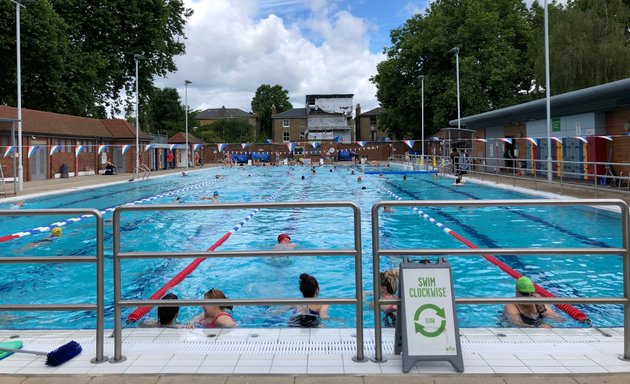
[374,0,630,138]
[144,87,185,135]
[0,0,192,117]
[372,0,534,139]
[251,84,292,137]
[196,119,256,143]
[530,0,630,95]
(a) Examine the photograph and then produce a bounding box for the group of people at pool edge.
[141,265,563,329]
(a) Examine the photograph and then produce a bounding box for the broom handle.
[0,347,47,356]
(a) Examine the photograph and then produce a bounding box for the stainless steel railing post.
[352,203,367,362]
[622,203,630,360]
[111,208,126,363]
[92,211,107,364]
[371,204,384,362]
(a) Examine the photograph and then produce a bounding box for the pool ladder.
[0,165,8,197]
[131,164,151,181]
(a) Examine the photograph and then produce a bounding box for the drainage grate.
[122,339,383,355]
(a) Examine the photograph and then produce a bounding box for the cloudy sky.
[157,0,549,114]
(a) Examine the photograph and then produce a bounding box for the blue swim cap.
[213,191,219,196]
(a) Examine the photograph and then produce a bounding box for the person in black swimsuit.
[503,277,564,328]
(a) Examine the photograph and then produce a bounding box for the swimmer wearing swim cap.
[51,227,62,237]
[213,191,219,197]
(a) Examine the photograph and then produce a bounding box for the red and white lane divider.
[126,178,294,324]
[375,184,590,324]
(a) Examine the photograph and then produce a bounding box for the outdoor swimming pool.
[0,165,624,329]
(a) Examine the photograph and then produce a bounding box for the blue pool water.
[0,166,624,329]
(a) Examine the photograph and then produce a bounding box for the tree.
[0,0,192,117]
[0,0,103,115]
[196,119,256,143]
[144,87,185,135]
[372,0,535,138]
[251,84,292,138]
[529,0,630,95]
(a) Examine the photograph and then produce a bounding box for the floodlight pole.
[544,0,552,182]
[134,54,145,180]
[420,74,425,164]
[184,80,192,169]
[11,0,25,191]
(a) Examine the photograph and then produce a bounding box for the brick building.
[0,106,152,181]
[449,78,630,179]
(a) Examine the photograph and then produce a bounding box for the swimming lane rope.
[0,177,229,243]
[374,183,591,324]
[126,178,294,324]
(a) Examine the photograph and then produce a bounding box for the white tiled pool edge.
[0,327,628,375]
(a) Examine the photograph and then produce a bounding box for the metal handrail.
[371,199,630,362]
[0,208,107,364]
[112,201,366,363]
[442,154,630,197]
[131,164,151,180]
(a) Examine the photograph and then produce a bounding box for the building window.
[283,119,290,128]
[300,131,305,140]
[283,132,290,142]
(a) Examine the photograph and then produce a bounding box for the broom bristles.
[45,340,82,367]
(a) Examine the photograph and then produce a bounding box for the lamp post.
[420,74,425,165]
[9,0,24,191]
[449,47,461,143]
[544,0,552,182]
[133,54,145,180]
[184,80,191,169]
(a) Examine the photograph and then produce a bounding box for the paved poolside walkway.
[1,374,629,384]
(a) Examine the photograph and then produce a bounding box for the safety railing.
[0,208,107,364]
[371,199,630,362]
[457,155,630,197]
[112,201,367,363]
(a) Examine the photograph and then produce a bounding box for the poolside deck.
[1,164,629,382]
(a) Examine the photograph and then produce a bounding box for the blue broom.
[0,340,82,366]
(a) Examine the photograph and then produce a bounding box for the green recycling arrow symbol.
[414,303,446,337]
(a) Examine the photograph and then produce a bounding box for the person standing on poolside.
[504,277,564,328]
[167,151,174,169]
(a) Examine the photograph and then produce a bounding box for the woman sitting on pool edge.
[503,277,564,328]
[289,273,329,328]
[189,288,236,328]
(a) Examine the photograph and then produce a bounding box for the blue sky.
[255,0,430,53]
[164,0,541,113]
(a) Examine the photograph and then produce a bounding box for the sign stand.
[394,258,464,373]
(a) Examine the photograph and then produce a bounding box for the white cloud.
[156,0,384,114]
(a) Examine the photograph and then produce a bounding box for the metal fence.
[443,155,630,197]
[371,199,630,362]
[0,208,107,364]
[111,201,368,363]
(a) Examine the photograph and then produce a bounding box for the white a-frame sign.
[394,258,464,373]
